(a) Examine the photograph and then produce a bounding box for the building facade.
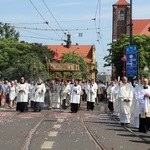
[47,43,97,80]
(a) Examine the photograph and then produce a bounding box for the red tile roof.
[113,0,130,6]
[133,19,150,36]
[47,44,94,63]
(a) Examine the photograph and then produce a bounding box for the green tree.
[0,38,54,81]
[104,34,150,78]
[0,23,19,40]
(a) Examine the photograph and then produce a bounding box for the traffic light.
[148,27,150,32]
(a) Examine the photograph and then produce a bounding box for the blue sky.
[0,0,150,74]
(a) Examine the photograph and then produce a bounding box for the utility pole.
[130,0,133,46]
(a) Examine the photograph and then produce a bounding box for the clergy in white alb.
[32,78,46,112]
[16,77,29,112]
[118,77,134,125]
[135,78,150,133]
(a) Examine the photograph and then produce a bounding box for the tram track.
[18,104,150,150]
[21,118,44,150]
[110,115,150,143]
[20,112,57,150]
[80,102,150,150]
[100,101,150,144]
[80,113,107,150]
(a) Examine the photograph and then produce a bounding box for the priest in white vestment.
[118,77,134,126]
[131,84,141,128]
[53,80,61,109]
[113,80,122,116]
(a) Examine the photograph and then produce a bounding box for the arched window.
[119,10,125,20]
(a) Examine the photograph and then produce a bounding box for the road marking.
[48,131,58,137]
[55,116,66,119]
[20,117,33,119]
[57,118,64,122]
[53,124,61,129]
[41,141,54,149]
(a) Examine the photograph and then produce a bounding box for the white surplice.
[136,85,150,117]
[70,84,81,104]
[34,83,46,103]
[16,83,29,102]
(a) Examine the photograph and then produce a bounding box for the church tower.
[112,0,130,41]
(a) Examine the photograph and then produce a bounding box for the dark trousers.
[82,90,87,101]
[32,102,43,112]
[108,101,114,112]
[139,115,150,133]
[16,102,28,112]
[71,103,79,113]
[62,99,67,109]
[87,101,94,110]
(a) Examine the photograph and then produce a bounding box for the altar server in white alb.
[16,77,29,112]
[107,81,116,112]
[32,78,46,112]
[113,80,122,116]
[60,80,70,109]
[118,76,134,126]
[53,79,61,109]
[70,79,81,113]
[131,82,141,129]
[135,77,150,133]
[86,79,97,111]
[93,79,98,104]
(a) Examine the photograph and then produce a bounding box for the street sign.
[126,46,137,77]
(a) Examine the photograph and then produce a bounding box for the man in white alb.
[118,77,134,126]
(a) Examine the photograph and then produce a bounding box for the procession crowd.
[0,76,150,134]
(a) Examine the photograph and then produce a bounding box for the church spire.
[113,0,130,6]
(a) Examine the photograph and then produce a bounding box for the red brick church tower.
[111,0,150,80]
[112,0,130,41]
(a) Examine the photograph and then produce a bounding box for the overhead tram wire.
[42,0,66,36]
[29,0,63,40]
[1,21,47,25]
[93,0,101,45]
[98,0,102,39]
[17,27,64,42]
[93,0,108,57]
[11,25,99,32]
[20,35,63,41]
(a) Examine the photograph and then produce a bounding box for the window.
[119,10,125,20]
